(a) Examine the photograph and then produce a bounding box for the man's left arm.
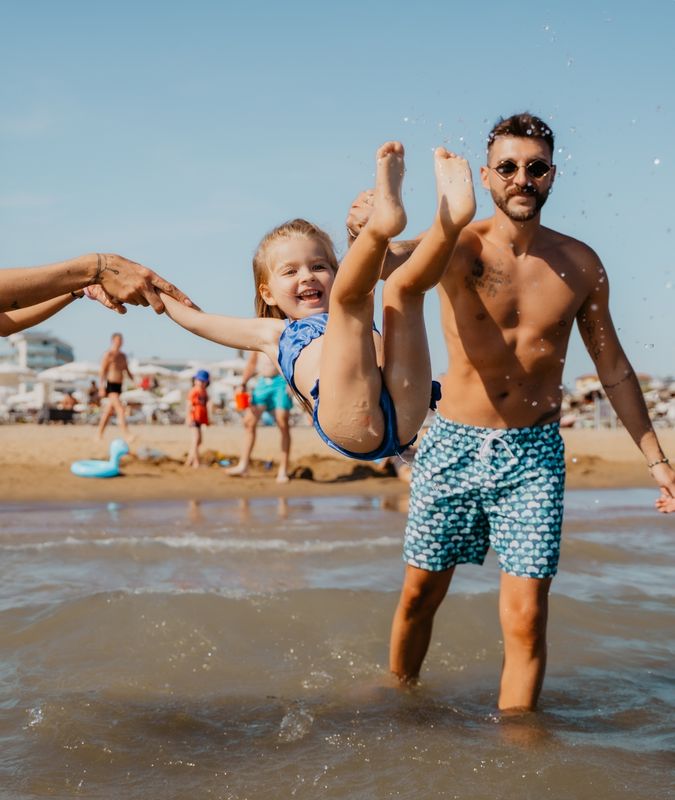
[576,259,675,501]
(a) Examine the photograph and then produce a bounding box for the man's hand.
[655,486,675,513]
[651,463,675,513]
[94,254,194,314]
[346,190,374,239]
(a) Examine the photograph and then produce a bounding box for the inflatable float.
[71,438,130,478]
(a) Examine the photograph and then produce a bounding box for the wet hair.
[487,113,555,157]
[252,218,339,319]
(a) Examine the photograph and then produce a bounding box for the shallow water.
[0,490,673,799]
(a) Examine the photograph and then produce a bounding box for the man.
[347,113,674,711]
[227,351,292,483]
[0,252,193,335]
[97,332,134,440]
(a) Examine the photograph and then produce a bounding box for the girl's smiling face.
[259,235,336,319]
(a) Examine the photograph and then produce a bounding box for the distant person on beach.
[0,253,193,335]
[347,112,675,711]
[185,369,211,468]
[226,351,293,483]
[160,142,475,470]
[97,333,133,440]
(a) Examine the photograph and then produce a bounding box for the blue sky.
[1,0,673,382]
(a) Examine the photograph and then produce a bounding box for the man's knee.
[399,571,450,621]
[500,596,548,646]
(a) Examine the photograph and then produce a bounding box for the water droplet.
[403,117,409,123]
[644,343,655,350]
[571,457,578,463]
[531,401,538,406]
[665,281,673,290]
[653,158,661,165]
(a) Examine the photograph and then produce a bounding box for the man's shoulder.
[538,225,601,262]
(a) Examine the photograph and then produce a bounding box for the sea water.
[0,490,672,799]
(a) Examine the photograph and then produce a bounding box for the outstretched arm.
[1,253,194,314]
[160,293,284,358]
[576,258,675,500]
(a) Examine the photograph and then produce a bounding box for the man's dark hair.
[487,113,554,156]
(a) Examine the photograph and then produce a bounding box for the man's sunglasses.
[491,159,553,180]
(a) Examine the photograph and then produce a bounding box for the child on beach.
[163,142,475,461]
[185,369,210,467]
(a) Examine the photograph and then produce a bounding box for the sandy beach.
[1,422,673,503]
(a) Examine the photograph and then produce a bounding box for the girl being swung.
[163,142,475,460]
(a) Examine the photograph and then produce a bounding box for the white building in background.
[6,330,74,371]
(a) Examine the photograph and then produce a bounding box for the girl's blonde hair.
[253,218,339,319]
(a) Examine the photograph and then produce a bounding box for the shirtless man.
[347,112,675,711]
[97,333,134,440]
[0,252,193,335]
[227,351,292,483]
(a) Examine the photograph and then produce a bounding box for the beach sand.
[1,422,673,503]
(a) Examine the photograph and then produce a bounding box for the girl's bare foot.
[276,471,290,484]
[368,141,407,240]
[433,147,476,234]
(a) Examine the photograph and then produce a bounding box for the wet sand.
[1,423,673,503]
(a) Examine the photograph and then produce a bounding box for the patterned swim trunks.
[404,414,565,579]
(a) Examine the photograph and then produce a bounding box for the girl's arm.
[161,293,283,356]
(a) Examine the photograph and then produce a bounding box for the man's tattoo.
[92,253,120,285]
[582,318,603,360]
[602,372,632,391]
[464,260,511,298]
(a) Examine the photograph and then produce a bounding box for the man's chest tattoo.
[464,259,512,297]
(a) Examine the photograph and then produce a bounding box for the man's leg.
[274,408,291,483]
[110,395,128,437]
[226,406,263,476]
[498,572,551,711]
[96,400,114,439]
[390,564,454,681]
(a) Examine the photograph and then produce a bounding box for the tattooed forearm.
[581,318,603,360]
[91,254,120,285]
[602,372,632,391]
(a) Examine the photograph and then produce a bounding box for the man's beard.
[492,185,550,221]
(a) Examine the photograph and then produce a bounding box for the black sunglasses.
[492,159,552,180]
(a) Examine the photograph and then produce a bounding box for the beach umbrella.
[130,361,177,377]
[37,361,99,382]
[158,388,182,405]
[0,363,37,386]
[119,388,159,405]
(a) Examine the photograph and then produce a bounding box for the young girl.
[163,142,475,460]
[185,369,210,467]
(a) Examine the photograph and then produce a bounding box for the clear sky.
[1,0,673,383]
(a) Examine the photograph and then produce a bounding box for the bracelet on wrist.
[647,456,670,469]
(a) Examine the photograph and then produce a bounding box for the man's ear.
[479,164,491,191]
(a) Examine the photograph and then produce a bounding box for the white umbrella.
[0,362,36,386]
[120,388,159,404]
[159,388,183,405]
[208,357,248,373]
[130,361,177,377]
[37,361,99,382]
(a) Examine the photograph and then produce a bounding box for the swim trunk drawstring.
[477,429,517,470]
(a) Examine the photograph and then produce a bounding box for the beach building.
[4,330,74,371]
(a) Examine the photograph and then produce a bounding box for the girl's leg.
[318,142,407,453]
[382,149,475,443]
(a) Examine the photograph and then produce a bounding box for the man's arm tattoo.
[602,372,632,391]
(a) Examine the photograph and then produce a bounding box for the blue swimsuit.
[277,312,441,461]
